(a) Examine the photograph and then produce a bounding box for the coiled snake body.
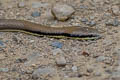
[0,19,101,40]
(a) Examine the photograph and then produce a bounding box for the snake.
[0,19,102,40]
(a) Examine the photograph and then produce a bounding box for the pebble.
[80,18,88,23]
[44,10,54,20]
[80,18,96,26]
[32,67,55,79]
[113,47,120,58]
[25,69,33,74]
[112,5,120,15]
[113,46,120,65]
[29,40,35,43]
[51,3,75,21]
[27,53,42,61]
[0,68,9,72]
[87,67,94,73]
[51,41,63,48]
[15,58,27,63]
[103,39,113,46]
[0,53,5,60]
[105,18,119,26]
[105,19,113,26]
[24,53,41,66]
[18,2,25,8]
[79,5,88,9]
[113,18,119,26]
[31,11,40,17]
[96,56,105,62]
[104,57,113,64]
[111,70,120,80]
[32,2,50,8]
[89,16,95,20]
[94,71,102,76]
[105,68,112,74]
[52,48,63,55]
[0,40,5,47]
[72,66,77,72]
[63,77,83,80]
[85,21,90,25]
[12,36,23,44]
[56,56,66,66]
[88,21,96,26]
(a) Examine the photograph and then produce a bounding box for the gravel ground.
[0,0,120,80]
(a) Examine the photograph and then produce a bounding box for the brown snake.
[0,19,101,40]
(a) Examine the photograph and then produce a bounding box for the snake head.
[69,27,102,40]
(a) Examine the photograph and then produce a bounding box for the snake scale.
[0,19,101,40]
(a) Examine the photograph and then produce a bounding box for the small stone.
[105,18,119,26]
[63,77,83,80]
[44,10,54,20]
[15,58,27,63]
[77,72,89,77]
[105,19,113,26]
[80,18,88,23]
[87,67,94,73]
[56,56,66,66]
[51,3,75,21]
[105,68,112,74]
[112,30,118,33]
[104,57,113,64]
[52,48,63,55]
[113,47,120,57]
[32,2,50,8]
[111,61,120,79]
[12,36,23,44]
[104,13,111,17]
[89,16,95,20]
[30,40,35,43]
[24,53,41,66]
[96,56,105,62]
[88,21,96,26]
[111,71,120,80]
[77,73,83,77]
[18,2,25,8]
[32,67,55,79]
[103,39,112,45]
[51,41,63,48]
[25,69,34,74]
[50,76,61,80]
[0,53,5,60]
[80,5,87,9]
[85,22,90,25]
[112,5,120,15]
[72,66,77,72]
[113,47,120,66]
[0,68,9,72]
[113,18,119,26]
[94,71,102,76]
[31,11,40,17]
[16,78,22,80]
[0,40,5,47]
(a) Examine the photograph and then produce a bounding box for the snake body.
[0,19,101,39]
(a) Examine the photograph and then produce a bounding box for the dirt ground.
[0,0,120,80]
